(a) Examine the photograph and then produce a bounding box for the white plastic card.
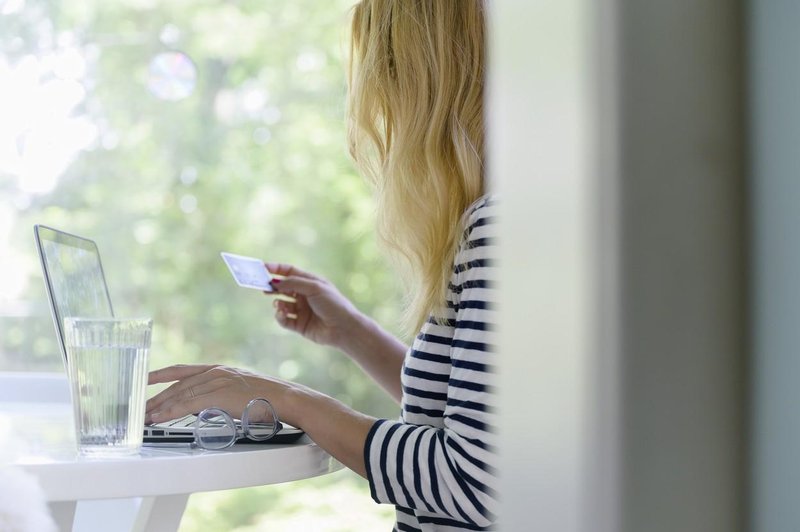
[220,252,274,291]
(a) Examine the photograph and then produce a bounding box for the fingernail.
[270,278,282,285]
[151,412,162,422]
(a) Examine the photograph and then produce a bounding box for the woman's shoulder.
[462,193,499,234]
[466,192,499,217]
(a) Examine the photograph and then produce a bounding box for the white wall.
[492,1,619,530]
[492,1,745,530]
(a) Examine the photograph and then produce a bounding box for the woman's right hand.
[265,263,364,351]
[266,262,407,402]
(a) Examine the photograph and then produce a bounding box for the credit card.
[220,252,274,291]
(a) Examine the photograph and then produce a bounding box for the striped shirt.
[365,195,498,531]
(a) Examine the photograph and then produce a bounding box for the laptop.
[34,224,303,445]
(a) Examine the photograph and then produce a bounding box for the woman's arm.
[146,364,377,477]
[286,386,375,477]
[330,312,406,402]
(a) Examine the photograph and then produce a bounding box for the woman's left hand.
[145,364,300,426]
[147,363,375,478]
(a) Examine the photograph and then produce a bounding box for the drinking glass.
[64,317,152,456]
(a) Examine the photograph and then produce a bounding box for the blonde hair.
[347,0,486,334]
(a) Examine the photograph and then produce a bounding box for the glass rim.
[63,317,153,324]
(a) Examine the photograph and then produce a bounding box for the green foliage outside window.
[0,0,401,528]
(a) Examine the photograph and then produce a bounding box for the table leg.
[61,496,188,532]
[73,498,150,531]
[132,494,189,532]
[48,501,76,532]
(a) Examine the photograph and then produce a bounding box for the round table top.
[0,402,342,501]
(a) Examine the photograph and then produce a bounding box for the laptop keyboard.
[160,414,196,427]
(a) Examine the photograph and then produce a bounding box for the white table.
[0,401,342,532]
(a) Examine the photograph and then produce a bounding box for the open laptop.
[34,224,303,445]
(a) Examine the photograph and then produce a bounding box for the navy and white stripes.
[365,196,498,531]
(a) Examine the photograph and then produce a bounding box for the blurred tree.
[1,0,403,421]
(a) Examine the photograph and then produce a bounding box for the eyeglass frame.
[191,397,280,450]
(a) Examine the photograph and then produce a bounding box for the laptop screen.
[34,225,114,364]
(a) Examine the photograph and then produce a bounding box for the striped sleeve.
[364,197,499,530]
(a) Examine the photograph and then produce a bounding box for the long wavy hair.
[347,0,486,334]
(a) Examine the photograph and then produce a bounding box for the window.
[0,0,399,527]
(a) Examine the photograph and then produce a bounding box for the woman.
[146,1,497,530]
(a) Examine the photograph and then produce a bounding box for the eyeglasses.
[192,397,280,450]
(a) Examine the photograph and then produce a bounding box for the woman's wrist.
[277,381,319,429]
[330,308,373,355]
[281,384,375,478]
[333,314,406,401]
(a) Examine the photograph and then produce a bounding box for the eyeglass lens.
[242,398,279,441]
[195,408,237,450]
